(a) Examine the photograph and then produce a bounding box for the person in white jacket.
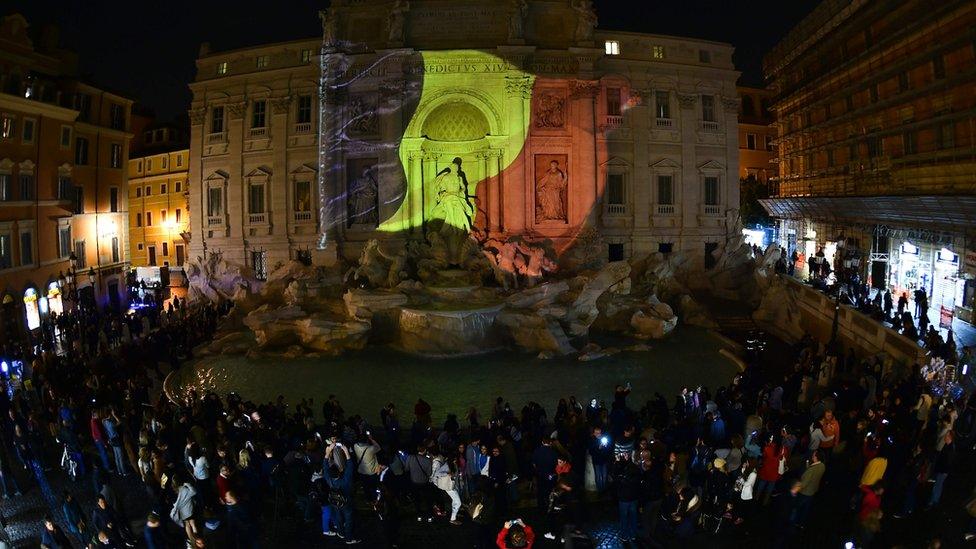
[169,474,198,543]
[431,454,462,525]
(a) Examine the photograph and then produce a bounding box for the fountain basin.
[396,304,504,358]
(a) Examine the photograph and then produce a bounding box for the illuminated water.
[170,327,737,423]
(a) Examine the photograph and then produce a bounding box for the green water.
[170,327,737,423]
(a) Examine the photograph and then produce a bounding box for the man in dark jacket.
[224,490,260,548]
[611,451,641,543]
[531,436,558,511]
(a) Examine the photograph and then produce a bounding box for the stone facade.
[188,0,740,275]
[187,38,321,275]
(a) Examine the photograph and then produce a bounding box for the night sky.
[10,0,819,122]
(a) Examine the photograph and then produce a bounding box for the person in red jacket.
[497,519,535,548]
[755,438,785,505]
[89,411,113,474]
[857,481,884,547]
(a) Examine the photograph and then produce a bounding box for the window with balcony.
[296,95,313,129]
[606,173,625,214]
[208,186,224,225]
[248,181,266,223]
[651,45,665,59]
[703,176,719,206]
[701,95,715,122]
[655,91,671,124]
[657,175,674,213]
[294,179,313,222]
[606,88,621,116]
[604,40,620,55]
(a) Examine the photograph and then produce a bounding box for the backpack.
[328,490,348,508]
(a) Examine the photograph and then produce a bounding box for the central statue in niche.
[427,156,475,265]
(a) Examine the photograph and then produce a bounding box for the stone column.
[631,89,651,234]
[270,96,292,259]
[570,80,599,228]
[721,95,741,225]
[407,150,424,236]
[505,76,532,235]
[187,107,206,260]
[677,92,699,247]
[226,100,247,264]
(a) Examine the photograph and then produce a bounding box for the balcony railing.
[607,203,626,215]
[702,204,722,216]
[207,132,226,144]
[293,210,313,223]
[294,122,313,134]
[604,115,624,128]
[248,212,267,225]
[701,121,720,132]
[656,204,676,215]
[655,118,674,128]
[248,127,267,138]
[207,216,224,227]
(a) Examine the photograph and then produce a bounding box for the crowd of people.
[0,291,972,548]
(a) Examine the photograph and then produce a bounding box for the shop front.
[889,241,967,317]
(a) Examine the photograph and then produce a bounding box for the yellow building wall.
[127,150,189,268]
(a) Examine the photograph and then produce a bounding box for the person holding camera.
[496,519,535,549]
[611,450,641,543]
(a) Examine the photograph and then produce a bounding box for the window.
[608,243,624,262]
[137,243,143,250]
[805,153,814,171]
[248,182,266,214]
[147,159,152,171]
[110,187,119,212]
[651,45,665,59]
[294,180,312,214]
[74,186,84,214]
[606,174,625,206]
[162,242,169,257]
[827,148,835,167]
[74,241,86,268]
[19,174,33,200]
[845,95,854,112]
[137,160,143,173]
[110,143,122,168]
[58,177,72,200]
[604,40,620,55]
[145,185,151,196]
[937,123,955,149]
[766,137,774,151]
[699,49,711,63]
[175,181,182,193]
[75,137,89,165]
[869,84,879,103]
[136,187,142,198]
[136,213,142,227]
[0,174,11,201]
[746,134,757,150]
[21,118,34,144]
[251,250,268,280]
[701,95,715,122]
[898,72,910,93]
[111,236,120,263]
[176,155,183,168]
[211,106,225,134]
[606,88,621,116]
[144,131,153,145]
[252,100,266,128]
[655,91,670,119]
[256,55,270,68]
[147,245,156,266]
[161,157,168,169]
[175,209,181,223]
[160,210,167,223]
[824,103,831,120]
[146,211,152,226]
[1,114,14,139]
[657,175,673,205]
[58,226,71,258]
[161,183,167,194]
[208,187,223,217]
[301,49,312,64]
[0,234,9,269]
[216,61,228,75]
[73,93,91,121]
[933,55,946,79]
[60,126,72,148]
[849,141,859,161]
[110,104,124,130]
[867,133,882,158]
[658,242,673,254]
[297,95,313,124]
[903,131,917,155]
[703,176,719,205]
[19,230,32,266]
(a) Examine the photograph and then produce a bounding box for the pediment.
[601,156,631,169]
[245,166,272,178]
[290,163,317,175]
[205,170,229,181]
[649,158,681,169]
[697,160,725,171]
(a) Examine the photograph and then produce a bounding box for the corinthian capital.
[505,76,532,99]
[676,93,698,109]
[188,107,207,125]
[227,101,248,118]
[569,79,599,99]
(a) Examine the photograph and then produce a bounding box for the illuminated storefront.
[46,282,63,316]
[22,288,40,331]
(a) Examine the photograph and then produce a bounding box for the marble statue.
[572,0,597,43]
[318,8,337,45]
[508,0,528,40]
[348,167,378,226]
[429,157,474,264]
[536,160,567,222]
[388,1,409,44]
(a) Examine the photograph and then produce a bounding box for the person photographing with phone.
[496,518,535,548]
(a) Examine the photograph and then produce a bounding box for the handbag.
[777,455,786,475]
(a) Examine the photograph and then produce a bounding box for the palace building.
[762,0,976,324]
[0,14,132,344]
[187,0,741,275]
